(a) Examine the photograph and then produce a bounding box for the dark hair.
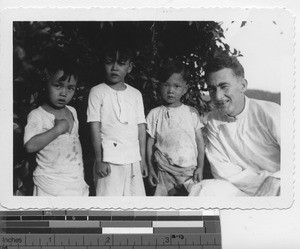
[204,54,244,81]
[158,60,189,83]
[102,41,135,63]
[39,48,79,84]
[36,49,78,106]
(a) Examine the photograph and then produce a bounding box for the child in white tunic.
[87,43,147,196]
[24,51,89,196]
[146,61,205,196]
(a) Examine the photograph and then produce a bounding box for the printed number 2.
[105,237,110,244]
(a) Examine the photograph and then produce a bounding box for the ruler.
[0,210,221,249]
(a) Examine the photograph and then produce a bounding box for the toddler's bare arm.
[24,119,69,153]
[138,123,147,177]
[193,128,205,183]
[90,122,110,177]
[147,135,159,186]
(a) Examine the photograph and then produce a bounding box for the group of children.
[24,45,205,196]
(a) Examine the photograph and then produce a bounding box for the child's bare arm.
[25,119,69,153]
[193,128,205,183]
[138,123,147,177]
[147,135,159,186]
[90,122,111,178]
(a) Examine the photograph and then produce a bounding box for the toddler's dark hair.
[204,54,244,81]
[102,41,135,63]
[36,48,78,106]
[158,60,190,83]
[40,48,79,84]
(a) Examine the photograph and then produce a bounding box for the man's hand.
[193,167,203,183]
[148,169,159,187]
[54,119,69,135]
[255,176,280,196]
[95,161,111,178]
[140,160,148,178]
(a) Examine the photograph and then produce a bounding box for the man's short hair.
[158,60,190,83]
[204,54,245,80]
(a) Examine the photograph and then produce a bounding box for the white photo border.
[0,7,295,210]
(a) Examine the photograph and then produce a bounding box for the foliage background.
[13,21,241,196]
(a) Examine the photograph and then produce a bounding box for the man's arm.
[25,119,69,153]
[90,122,110,178]
[138,123,147,177]
[193,128,205,183]
[147,135,159,186]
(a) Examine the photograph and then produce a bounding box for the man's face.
[207,68,247,117]
[104,52,132,85]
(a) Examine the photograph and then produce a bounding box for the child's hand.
[193,167,203,183]
[95,161,111,178]
[140,160,148,178]
[54,119,69,134]
[148,169,159,187]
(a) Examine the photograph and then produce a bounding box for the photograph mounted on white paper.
[0,7,294,210]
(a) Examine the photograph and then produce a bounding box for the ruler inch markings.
[0,210,221,248]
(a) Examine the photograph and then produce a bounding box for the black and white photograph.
[0,7,294,209]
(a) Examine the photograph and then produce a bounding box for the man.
[190,54,280,196]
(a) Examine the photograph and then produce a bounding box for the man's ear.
[240,78,248,93]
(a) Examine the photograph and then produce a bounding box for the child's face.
[104,52,132,85]
[160,73,188,108]
[45,70,77,109]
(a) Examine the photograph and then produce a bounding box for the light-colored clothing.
[94,162,145,196]
[146,104,203,196]
[146,104,203,167]
[87,83,146,164]
[153,150,195,196]
[87,83,146,196]
[189,179,248,197]
[24,106,89,196]
[203,97,280,196]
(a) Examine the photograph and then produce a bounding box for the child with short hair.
[24,50,89,196]
[146,60,205,196]
[87,43,147,196]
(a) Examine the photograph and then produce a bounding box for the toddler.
[24,50,89,196]
[146,60,205,196]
